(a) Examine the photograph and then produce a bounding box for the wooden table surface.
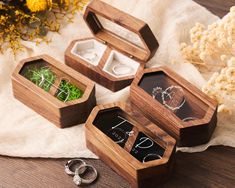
[1,0,235,188]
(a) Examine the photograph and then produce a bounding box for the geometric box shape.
[85,102,176,187]
[130,66,218,147]
[65,0,159,92]
[12,55,96,128]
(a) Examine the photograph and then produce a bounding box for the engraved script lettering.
[135,137,154,149]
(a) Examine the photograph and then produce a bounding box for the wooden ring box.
[130,66,218,147]
[12,55,96,128]
[85,102,176,188]
[65,0,159,92]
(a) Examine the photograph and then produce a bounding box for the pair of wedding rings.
[152,85,186,111]
[65,159,98,186]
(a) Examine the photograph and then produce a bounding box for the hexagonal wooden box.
[130,66,218,147]
[12,55,96,128]
[85,102,176,188]
[65,0,159,91]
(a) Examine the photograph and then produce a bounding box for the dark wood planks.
[0,146,234,188]
[163,146,235,188]
[194,0,234,18]
[0,157,128,188]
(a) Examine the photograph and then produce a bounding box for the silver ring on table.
[73,164,98,186]
[112,64,133,76]
[65,159,86,176]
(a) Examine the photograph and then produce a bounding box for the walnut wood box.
[130,66,218,147]
[85,102,176,188]
[65,0,159,92]
[12,55,96,128]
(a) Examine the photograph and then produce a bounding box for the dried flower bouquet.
[180,6,235,114]
[0,0,88,54]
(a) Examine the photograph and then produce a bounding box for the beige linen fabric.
[0,0,232,158]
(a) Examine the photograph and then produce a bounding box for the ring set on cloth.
[152,85,199,122]
[65,159,98,186]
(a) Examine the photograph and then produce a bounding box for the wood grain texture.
[130,66,217,147]
[12,55,96,128]
[85,102,176,188]
[1,1,235,188]
[65,0,159,91]
[0,146,234,188]
[84,0,159,61]
[65,38,145,92]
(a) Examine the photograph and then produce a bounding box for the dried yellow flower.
[180,6,235,112]
[180,6,235,70]
[26,0,49,12]
[63,0,70,6]
[0,0,89,55]
[202,57,235,113]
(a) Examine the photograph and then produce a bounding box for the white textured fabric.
[0,0,232,158]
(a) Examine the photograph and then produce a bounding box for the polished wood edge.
[65,39,144,82]
[12,54,96,108]
[85,102,176,170]
[131,66,218,128]
[83,0,158,61]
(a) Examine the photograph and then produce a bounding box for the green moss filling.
[23,66,56,92]
[23,66,83,102]
[56,80,83,102]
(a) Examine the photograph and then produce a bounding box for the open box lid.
[83,0,159,62]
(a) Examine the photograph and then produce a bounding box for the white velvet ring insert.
[112,63,133,76]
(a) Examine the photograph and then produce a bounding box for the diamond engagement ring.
[73,164,98,186]
[65,159,86,176]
